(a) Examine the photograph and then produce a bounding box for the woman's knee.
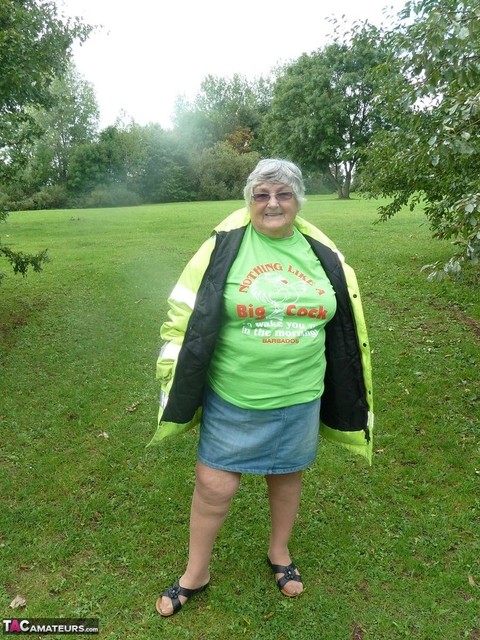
[195,462,240,505]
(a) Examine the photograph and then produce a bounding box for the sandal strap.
[162,580,208,614]
[268,559,302,589]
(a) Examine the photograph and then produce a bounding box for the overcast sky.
[60,0,405,130]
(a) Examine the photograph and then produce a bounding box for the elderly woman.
[149,158,373,617]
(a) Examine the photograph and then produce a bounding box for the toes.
[156,596,174,617]
[282,580,303,596]
[162,597,174,615]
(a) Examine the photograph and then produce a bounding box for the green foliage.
[67,123,192,205]
[0,199,49,282]
[0,0,90,117]
[0,0,91,170]
[173,74,273,154]
[20,184,70,211]
[68,125,142,197]
[67,122,259,205]
[27,65,99,184]
[1,64,99,207]
[192,142,260,201]
[360,0,480,275]
[134,126,192,203]
[0,244,48,276]
[0,0,91,284]
[264,24,392,199]
[83,184,142,209]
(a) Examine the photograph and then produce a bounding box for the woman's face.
[249,182,299,239]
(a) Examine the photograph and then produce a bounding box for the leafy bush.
[83,184,142,209]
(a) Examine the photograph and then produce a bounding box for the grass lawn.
[0,196,479,639]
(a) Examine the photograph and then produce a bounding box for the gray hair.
[243,158,306,208]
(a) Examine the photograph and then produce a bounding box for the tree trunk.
[341,169,352,199]
[328,164,351,199]
[327,165,342,199]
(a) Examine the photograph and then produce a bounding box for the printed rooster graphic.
[250,272,309,320]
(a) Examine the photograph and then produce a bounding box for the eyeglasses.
[251,191,294,203]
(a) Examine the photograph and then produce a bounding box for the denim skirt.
[197,387,321,475]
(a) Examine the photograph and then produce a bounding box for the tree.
[0,0,90,117]
[67,122,193,206]
[173,74,273,154]
[0,0,90,281]
[135,125,192,203]
[360,0,480,276]
[191,142,260,201]
[263,24,392,199]
[30,65,98,183]
[4,64,99,209]
[67,123,143,206]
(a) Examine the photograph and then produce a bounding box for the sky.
[59,0,406,130]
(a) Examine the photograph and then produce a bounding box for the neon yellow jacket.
[149,208,374,463]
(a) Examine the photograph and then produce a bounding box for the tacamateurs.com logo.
[2,618,99,634]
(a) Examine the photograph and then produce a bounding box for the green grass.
[0,196,479,639]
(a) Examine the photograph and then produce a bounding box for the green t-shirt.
[207,225,337,409]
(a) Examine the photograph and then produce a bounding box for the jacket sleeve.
[156,235,216,407]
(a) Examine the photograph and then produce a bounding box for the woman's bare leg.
[158,461,241,615]
[265,471,304,596]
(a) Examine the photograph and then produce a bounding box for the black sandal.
[156,580,209,617]
[267,556,303,597]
